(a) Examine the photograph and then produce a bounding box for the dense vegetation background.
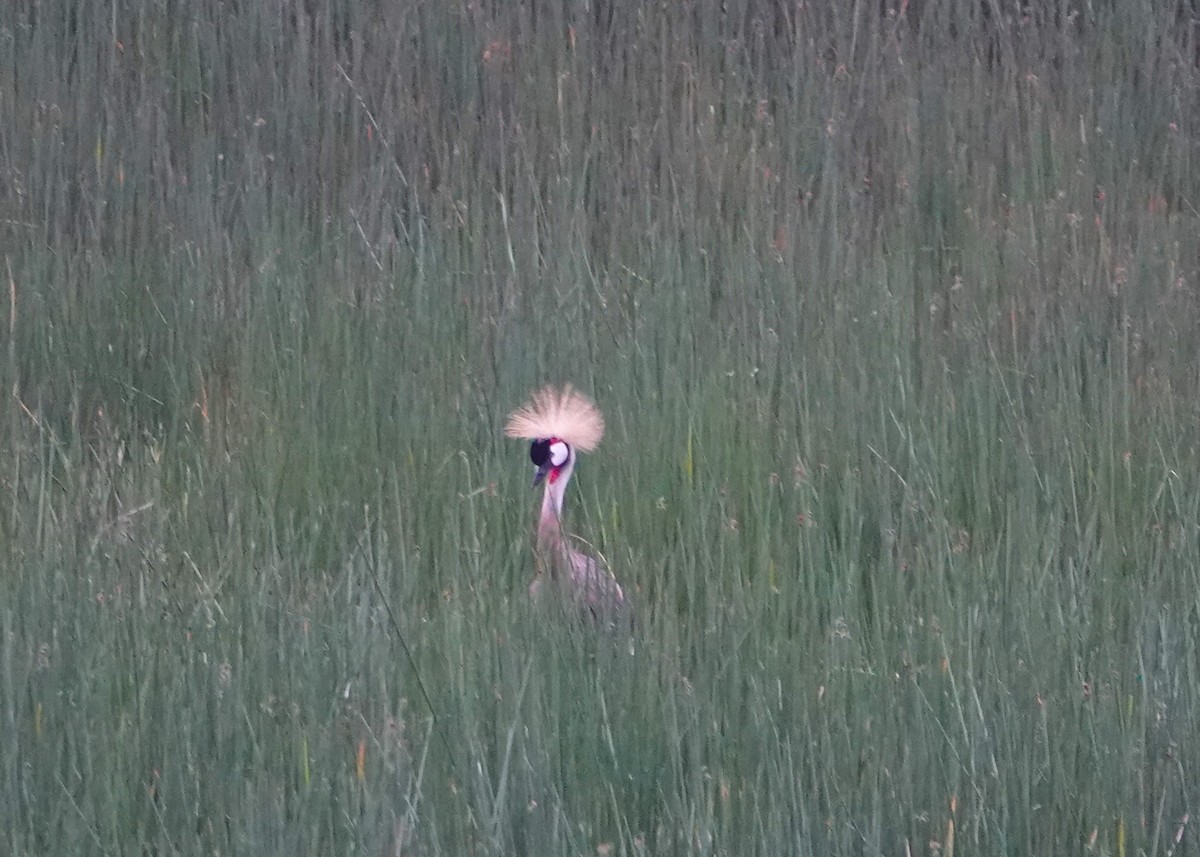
[4,1,1200,853]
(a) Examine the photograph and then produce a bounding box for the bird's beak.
[532,460,552,488]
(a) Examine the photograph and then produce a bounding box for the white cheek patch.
[549,441,569,466]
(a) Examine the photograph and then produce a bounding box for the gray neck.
[537,456,575,547]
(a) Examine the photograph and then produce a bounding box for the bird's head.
[505,385,604,493]
[529,437,573,487]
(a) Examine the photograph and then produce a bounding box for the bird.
[505,384,629,622]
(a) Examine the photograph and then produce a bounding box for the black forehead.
[529,438,551,465]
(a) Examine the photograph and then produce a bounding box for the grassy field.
[3,1,1200,854]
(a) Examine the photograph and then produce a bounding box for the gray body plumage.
[531,493,627,621]
[505,385,630,626]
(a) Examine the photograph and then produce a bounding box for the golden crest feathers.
[504,384,605,451]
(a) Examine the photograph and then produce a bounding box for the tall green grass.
[3,0,1200,853]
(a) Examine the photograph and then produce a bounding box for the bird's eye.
[549,441,569,466]
[529,439,550,466]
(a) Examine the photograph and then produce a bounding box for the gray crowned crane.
[505,384,629,623]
